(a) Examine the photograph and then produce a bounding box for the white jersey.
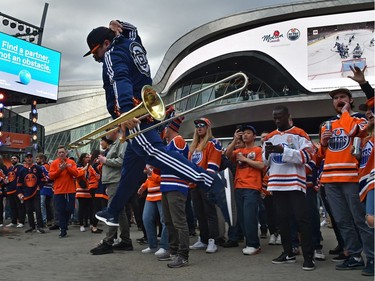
[263,126,315,193]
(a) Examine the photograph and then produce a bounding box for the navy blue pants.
[108,123,215,218]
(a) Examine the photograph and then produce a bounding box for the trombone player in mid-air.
[83,20,232,229]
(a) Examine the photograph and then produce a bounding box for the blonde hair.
[189,126,214,152]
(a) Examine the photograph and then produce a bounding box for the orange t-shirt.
[232,146,263,191]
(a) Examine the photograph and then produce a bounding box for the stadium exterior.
[10,0,375,158]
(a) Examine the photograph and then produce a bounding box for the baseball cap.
[25,152,33,158]
[328,88,352,98]
[83,27,114,57]
[194,118,211,127]
[239,124,257,135]
[359,97,374,112]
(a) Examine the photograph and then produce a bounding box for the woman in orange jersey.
[75,153,99,232]
[138,165,169,256]
[188,118,222,254]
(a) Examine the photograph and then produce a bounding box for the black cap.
[328,88,352,98]
[25,152,33,157]
[239,124,257,135]
[83,27,113,57]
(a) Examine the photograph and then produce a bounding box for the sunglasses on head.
[195,123,206,128]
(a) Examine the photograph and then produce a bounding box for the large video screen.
[0,32,61,100]
[167,10,374,93]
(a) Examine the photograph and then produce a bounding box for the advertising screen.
[0,31,61,100]
[167,10,374,93]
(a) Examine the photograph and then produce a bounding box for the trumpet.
[68,72,248,148]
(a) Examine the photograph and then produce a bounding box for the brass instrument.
[68,72,248,148]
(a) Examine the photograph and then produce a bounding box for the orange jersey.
[319,111,367,183]
[232,146,263,191]
[189,139,222,173]
[76,165,99,199]
[49,158,78,195]
[359,135,374,202]
[140,171,161,202]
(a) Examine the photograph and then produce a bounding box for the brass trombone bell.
[68,85,165,148]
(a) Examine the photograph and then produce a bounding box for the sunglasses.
[195,123,206,128]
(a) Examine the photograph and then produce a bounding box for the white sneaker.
[154,248,167,257]
[275,234,282,245]
[268,234,276,245]
[80,226,85,232]
[16,223,24,228]
[6,223,16,227]
[242,246,261,255]
[0,224,3,227]
[320,219,327,227]
[314,249,326,261]
[142,247,157,254]
[206,238,218,253]
[189,237,207,250]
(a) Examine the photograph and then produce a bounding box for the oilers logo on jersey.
[130,42,150,76]
[360,141,373,168]
[328,129,350,152]
[191,151,203,165]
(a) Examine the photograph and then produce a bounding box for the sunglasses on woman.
[195,123,206,128]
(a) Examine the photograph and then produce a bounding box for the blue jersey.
[102,31,152,118]
[160,135,190,195]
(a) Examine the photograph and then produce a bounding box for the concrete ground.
[0,220,368,281]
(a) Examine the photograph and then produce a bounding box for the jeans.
[40,194,53,225]
[325,183,374,259]
[104,183,131,245]
[142,200,168,250]
[191,187,219,244]
[273,190,314,259]
[366,189,374,216]
[306,188,323,250]
[162,191,189,259]
[7,193,25,224]
[235,188,260,248]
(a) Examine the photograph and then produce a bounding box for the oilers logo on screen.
[359,142,373,168]
[271,143,287,165]
[328,129,350,151]
[191,151,203,165]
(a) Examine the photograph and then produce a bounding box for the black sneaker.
[331,253,348,262]
[329,245,343,255]
[336,256,365,270]
[362,258,374,276]
[167,255,189,268]
[222,240,239,248]
[136,237,148,245]
[112,241,134,251]
[158,253,176,261]
[260,231,268,239]
[272,252,296,264]
[59,230,67,238]
[95,209,119,227]
[90,242,114,255]
[302,258,316,271]
[49,225,60,230]
[36,228,45,234]
[25,227,35,233]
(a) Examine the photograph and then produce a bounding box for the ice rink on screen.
[308,29,374,80]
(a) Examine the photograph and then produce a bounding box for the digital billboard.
[0,31,61,101]
[166,10,374,93]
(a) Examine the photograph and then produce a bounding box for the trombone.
[68,72,248,148]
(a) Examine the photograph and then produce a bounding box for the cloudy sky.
[1,0,296,82]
